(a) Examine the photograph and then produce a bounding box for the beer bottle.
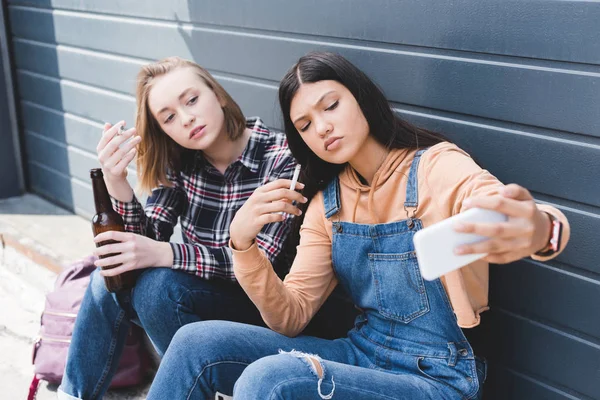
[90,168,138,292]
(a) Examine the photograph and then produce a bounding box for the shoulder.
[419,142,477,175]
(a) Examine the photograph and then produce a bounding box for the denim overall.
[321,149,482,399]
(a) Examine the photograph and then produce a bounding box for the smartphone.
[413,208,508,281]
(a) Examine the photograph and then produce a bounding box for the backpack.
[28,255,148,399]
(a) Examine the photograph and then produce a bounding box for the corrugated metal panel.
[7,1,599,398]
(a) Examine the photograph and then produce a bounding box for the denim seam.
[175,288,192,327]
[91,309,126,399]
[267,376,400,400]
[357,329,470,360]
[416,356,469,400]
[175,288,219,326]
[465,358,480,399]
[186,360,251,400]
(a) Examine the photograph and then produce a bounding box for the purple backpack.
[28,255,148,399]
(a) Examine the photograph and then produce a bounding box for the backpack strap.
[27,375,40,400]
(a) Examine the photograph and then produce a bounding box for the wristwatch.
[534,212,563,257]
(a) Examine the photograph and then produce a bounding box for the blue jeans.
[146,321,487,399]
[58,268,357,400]
[58,267,266,400]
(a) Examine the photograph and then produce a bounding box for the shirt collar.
[237,117,268,173]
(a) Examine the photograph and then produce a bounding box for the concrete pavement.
[0,194,151,399]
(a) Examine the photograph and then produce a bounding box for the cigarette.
[281,164,302,217]
[289,164,302,191]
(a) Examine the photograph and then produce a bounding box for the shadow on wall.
[7,0,75,209]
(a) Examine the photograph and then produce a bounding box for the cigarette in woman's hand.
[289,164,301,191]
[281,164,302,217]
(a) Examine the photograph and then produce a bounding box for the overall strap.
[323,176,341,219]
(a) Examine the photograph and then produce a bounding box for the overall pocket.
[368,251,429,323]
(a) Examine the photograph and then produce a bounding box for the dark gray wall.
[0,2,24,199]
[7,1,600,398]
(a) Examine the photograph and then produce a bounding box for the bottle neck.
[91,176,113,213]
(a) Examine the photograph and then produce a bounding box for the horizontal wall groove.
[394,103,600,146]
[13,37,149,66]
[13,43,282,90]
[494,308,600,348]
[520,257,600,287]
[494,365,594,400]
[17,69,136,100]
[21,100,105,128]
[533,191,600,217]
[9,4,600,75]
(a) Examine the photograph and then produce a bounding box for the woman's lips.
[324,137,342,151]
[189,125,206,140]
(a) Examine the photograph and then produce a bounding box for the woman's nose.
[316,120,332,137]
[181,112,196,127]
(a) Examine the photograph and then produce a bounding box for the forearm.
[104,176,134,203]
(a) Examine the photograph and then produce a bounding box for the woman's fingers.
[463,195,537,219]
[455,238,527,256]
[261,188,307,205]
[259,179,305,193]
[97,122,116,153]
[502,184,534,202]
[94,240,131,257]
[113,148,137,172]
[94,230,133,244]
[454,221,530,239]
[105,136,141,170]
[98,125,137,164]
[94,253,131,268]
[259,200,303,216]
[100,262,136,277]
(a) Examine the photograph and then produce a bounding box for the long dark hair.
[279,52,448,263]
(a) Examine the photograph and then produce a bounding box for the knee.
[88,268,113,302]
[168,321,240,358]
[234,354,313,397]
[132,268,187,315]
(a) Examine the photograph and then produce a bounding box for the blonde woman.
[58,57,318,400]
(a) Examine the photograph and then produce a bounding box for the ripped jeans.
[146,321,486,399]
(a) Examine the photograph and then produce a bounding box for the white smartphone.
[413,208,508,281]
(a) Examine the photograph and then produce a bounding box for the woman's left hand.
[93,231,173,276]
[453,184,551,264]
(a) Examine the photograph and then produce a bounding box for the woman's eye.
[164,114,175,124]
[325,101,339,111]
[187,96,198,105]
[299,122,311,132]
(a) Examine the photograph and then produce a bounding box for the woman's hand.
[230,179,307,251]
[97,121,141,182]
[453,184,551,264]
[93,231,173,276]
[96,121,141,202]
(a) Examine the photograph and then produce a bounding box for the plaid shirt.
[111,117,297,281]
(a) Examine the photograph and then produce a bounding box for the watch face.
[549,219,563,253]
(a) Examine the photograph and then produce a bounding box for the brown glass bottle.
[90,168,138,292]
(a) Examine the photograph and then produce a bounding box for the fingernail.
[455,247,466,255]
[298,210,303,215]
[303,197,308,202]
[503,187,513,196]
[463,199,472,208]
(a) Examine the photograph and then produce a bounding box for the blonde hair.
[135,56,246,193]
